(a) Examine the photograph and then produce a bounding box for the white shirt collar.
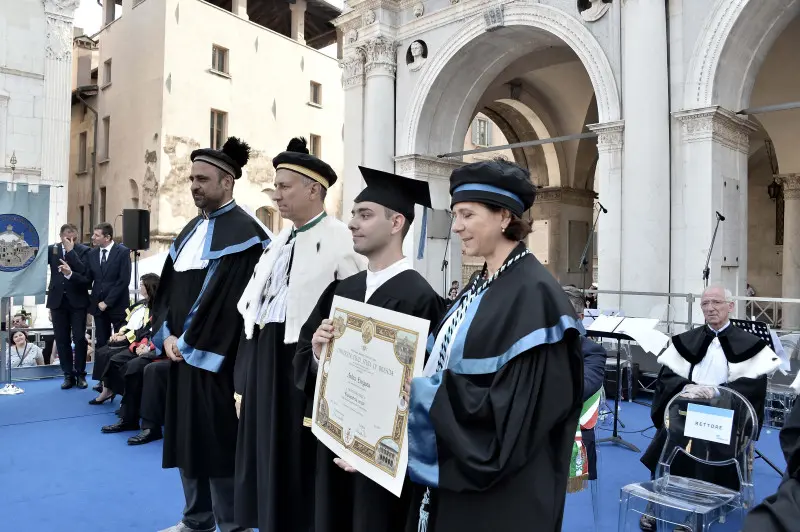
[365,257,412,302]
[100,241,114,253]
[707,321,731,335]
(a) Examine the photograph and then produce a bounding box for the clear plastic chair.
[618,386,757,532]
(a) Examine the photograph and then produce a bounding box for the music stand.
[585,329,641,453]
[730,319,783,475]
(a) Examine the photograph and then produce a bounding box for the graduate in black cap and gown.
[294,166,446,532]
[152,137,270,532]
[234,138,365,532]
[405,159,585,532]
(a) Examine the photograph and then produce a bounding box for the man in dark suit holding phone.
[47,223,91,389]
[59,222,131,359]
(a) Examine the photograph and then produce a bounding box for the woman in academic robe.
[89,273,159,405]
[405,159,585,532]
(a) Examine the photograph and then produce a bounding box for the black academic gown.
[641,324,780,490]
[743,401,800,532]
[152,202,269,479]
[405,243,585,532]
[293,269,446,532]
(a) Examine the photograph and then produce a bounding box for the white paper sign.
[683,403,734,445]
[311,296,429,496]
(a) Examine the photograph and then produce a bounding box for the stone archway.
[401,3,622,295]
[403,3,620,156]
[676,0,800,310]
[684,0,800,111]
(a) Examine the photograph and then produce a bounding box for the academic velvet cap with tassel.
[191,137,251,179]
[272,137,338,189]
[353,166,433,259]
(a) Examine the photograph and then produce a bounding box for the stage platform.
[0,379,787,531]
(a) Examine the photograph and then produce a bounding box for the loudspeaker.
[123,209,150,250]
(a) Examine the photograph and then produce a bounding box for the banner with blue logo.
[0,184,50,298]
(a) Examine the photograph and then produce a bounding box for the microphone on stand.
[716,211,726,221]
[598,202,608,214]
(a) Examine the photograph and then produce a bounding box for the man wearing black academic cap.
[294,166,446,532]
[152,137,270,532]
[234,137,365,532]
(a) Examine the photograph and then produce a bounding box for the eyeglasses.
[700,299,729,308]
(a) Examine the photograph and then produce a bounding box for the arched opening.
[407,6,619,286]
[740,13,800,327]
[129,179,140,209]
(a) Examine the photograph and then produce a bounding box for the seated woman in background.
[7,330,45,368]
[89,273,160,404]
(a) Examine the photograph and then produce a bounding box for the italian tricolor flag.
[567,389,601,493]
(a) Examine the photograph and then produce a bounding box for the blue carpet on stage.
[0,380,787,531]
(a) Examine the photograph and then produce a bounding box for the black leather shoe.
[128,428,163,445]
[101,420,139,434]
[76,376,88,389]
[92,382,103,393]
[61,376,75,390]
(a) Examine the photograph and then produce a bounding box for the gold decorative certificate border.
[315,306,418,477]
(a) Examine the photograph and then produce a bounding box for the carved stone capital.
[535,187,595,208]
[45,15,74,61]
[364,36,397,78]
[340,50,366,89]
[395,155,464,180]
[42,0,80,17]
[674,106,756,154]
[778,174,800,201]
[587,121,624,153]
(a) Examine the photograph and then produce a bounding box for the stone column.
[780,174,800,328]
[232,0,248,20]
[43,0,80,242]
[340,48,366,220]
[674,107,755,319]
[396,155,464,297]
[362,36,396,173]
[620,0,670,316]
[290,0,307,45]
[587,121,624,311]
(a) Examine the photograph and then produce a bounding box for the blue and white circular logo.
[0,214,40,272]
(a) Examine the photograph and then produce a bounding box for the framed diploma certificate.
[311,295,430,496]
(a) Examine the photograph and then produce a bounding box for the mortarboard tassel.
[418,487,431,532]
[417,207,428,260]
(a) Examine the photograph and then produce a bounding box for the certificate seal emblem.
[344,426,355,446]
[332,313,346,339]
[0,216,40,272]
[361,319,375,345]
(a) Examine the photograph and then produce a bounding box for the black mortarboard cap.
[191,137,251,179]
[449,160,536,217]
[354,166,432,222]
[272,137,338,188]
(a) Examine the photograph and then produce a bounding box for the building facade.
[1,0,80,242]
[336,0,800,324]
[68,0,344,253]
